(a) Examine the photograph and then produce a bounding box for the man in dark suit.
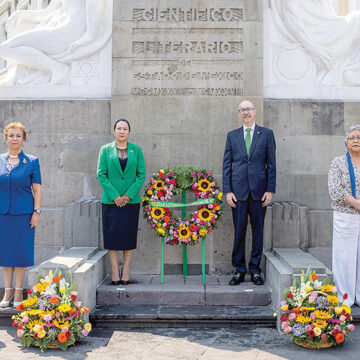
[222,100,276,285]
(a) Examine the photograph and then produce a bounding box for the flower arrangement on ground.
[12,269,92,352]
[279,268,354,349]
[142,166,223,245]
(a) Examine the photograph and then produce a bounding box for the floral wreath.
[142,166,223,245]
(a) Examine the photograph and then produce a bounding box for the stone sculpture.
[0,0,112,86]
[268,0,360,87]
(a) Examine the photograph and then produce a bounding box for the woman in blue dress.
[0,122,42,308]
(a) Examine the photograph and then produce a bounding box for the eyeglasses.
[238,108,255,113]
[347,136,360,142]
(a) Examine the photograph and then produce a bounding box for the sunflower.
[327,295,339,304]
[295,314,312,324]
[178,225,190,239]
[341,304,351,314]
[151,207,165,219]
[154,179,165,191]
[28,320,44,333]
[312,319,328,329]
[198,179,212,192]
[314,310,332,320]
[198,208,212,222]
[321,285,335,293]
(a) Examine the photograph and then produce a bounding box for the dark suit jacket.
[222,124,276,201]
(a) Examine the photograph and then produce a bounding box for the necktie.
[245,128,251,156]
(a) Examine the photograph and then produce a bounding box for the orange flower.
[49,297,59,304]
[335,333,344,344]
[58,333,67,343]
[293,307,301,313]
[69,308,77,315]
[164,216,170,224]
[53,276,62,282]
[312,274,318,281]
[81,306,90,313]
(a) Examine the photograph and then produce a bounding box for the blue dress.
[0,152,41,267]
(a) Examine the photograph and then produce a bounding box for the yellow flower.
[335,307,343,315]
[60,287,66,294]
[192,234,197,241]
[314,327,322,336]
[312,320,327,329]
[33,324,42,333]
[58,304,72,313]
[178,225,190,240]
[198,208,212,222]
[154,180,165,191]
[156,228,165,236]
[199,229,207,237]
[22,296,38,309]
[198,179,212,192]
[281,304,288,311]
[38,330,46,338]
[341,304,351,314]
[21,311,28,318]
[327,295,338,304]
[84,323,92,332]
[304,286,312,292]
[300,307,315,311]
[314,310,332,319]
[218,192,223,200]
[147,190,153,195]
[28,309,43,316]
[159,169,165,173]
[151,207,165,220]
[321,285,335,293]
[28,320,44,333]
[296,314,312,324]
[142,197,149,202]
[53,319,70,329]
[157,223,161,227]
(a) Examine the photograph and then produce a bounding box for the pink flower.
[340,315,346,322]
[332,286,337,293]
[169,172,174,177]
[17,329,24,338]
[197,173,203,177]
[61,326,69,333]
[334,325,341,331]
[280,300,286,306]
[284,326,292,334]
[288,313,296,320]
[43,315,52,322]
[342,330,347,335]
[22,316,29,323]
[281,321,289,329]
[191,172,195,177]
[305,325,312,332]
[321,334,327,340]
[310,312,316,320]
[348,324,355,332]
[82,329,89,337]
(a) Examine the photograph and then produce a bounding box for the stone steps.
[97,275,272,306]
[90,304,276,329]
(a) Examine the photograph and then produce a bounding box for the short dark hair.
[114,119,130,132]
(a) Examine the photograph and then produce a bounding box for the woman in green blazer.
[97,119,146,285]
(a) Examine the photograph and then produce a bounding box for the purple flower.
[82,329,89,337]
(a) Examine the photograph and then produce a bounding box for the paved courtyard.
[0,326,359,360]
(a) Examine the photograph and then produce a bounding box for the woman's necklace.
[8,154,18,158]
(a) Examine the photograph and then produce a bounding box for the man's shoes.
[251,273,264,286]
[229,272,246,286]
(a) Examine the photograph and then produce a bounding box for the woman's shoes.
[13,288,23,308]
[119,280,129,285]
[111,280,121,286]
[0,288,14,308]
[111,267,130,285]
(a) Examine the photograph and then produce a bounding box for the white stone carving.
[264,0,360,100]
[0,0,112,98]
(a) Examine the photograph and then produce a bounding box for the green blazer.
[97,141,146,204]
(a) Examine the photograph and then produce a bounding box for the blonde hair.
[3,122,26,141]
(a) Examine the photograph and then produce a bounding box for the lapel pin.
[257,131,260,134]
[23,159,27,164]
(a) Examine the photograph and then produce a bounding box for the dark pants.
[231,195,266,274]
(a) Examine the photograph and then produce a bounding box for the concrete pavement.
[0,326,359,360]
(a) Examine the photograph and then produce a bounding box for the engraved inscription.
[133,41,242,55]
[133,8,243,22]
[131,87,244,96]
[133,71,243,81]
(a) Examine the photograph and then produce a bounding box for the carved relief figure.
[0,0,111,85]
[271,0,360,86]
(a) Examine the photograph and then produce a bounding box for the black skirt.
[102,203,140,251]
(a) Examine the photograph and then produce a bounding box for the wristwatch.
[33,209,41,214]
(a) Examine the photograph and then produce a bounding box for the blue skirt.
[102,203,140,251]
[0,213,34,267]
